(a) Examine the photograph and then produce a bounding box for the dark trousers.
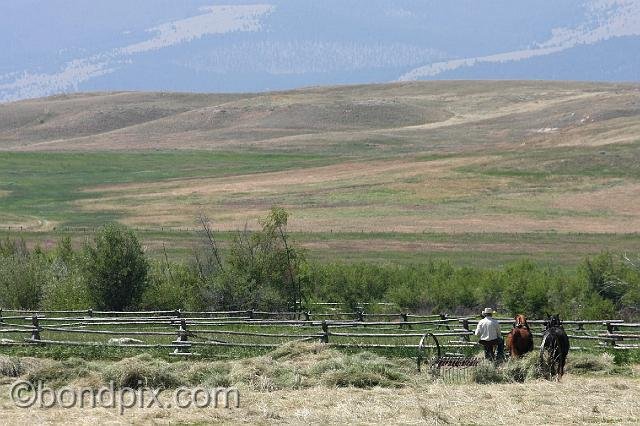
[479,337,505,361]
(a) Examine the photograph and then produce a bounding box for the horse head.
[513,314,528,328]
[543,313,562,330]
[542,312,552,330]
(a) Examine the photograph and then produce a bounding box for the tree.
[83,223,148,310]
[255,207,304,310]
[582,252,629,306]
[199,207,307,311]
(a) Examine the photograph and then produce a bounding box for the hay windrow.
[101,353,182,389]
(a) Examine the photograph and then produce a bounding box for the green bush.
[41,258,91,310]
[305,253,638,319]
[197,207,308,311]
[500,261,552,318]
[83,224,149,310]
[141,261,202,310]
[0,252,49,309]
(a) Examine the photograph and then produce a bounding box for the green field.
[0,151,333,227]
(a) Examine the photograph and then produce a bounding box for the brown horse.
[506,314,534,358]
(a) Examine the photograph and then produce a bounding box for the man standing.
[474,308,504,361]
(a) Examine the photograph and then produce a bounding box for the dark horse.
[506,314,533,358]
[540,314,570,378]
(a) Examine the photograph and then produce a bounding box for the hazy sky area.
[1,0,639,102]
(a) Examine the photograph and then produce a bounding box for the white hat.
[482,308,494,315]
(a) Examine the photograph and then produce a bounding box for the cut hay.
[101,354,182,389]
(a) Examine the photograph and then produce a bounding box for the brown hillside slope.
[1,81,638,153]
[0,91,250,150]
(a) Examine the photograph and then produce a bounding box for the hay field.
[0,343,638,425]
[1,81,639,264]
[0,374,638,425]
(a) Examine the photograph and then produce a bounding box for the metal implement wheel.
[417,332,440,372]
[539,333,561,379]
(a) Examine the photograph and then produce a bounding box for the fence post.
[439,313,450,330]
[321,320,329,343]
[303,311,310,322]
[247,309,254,320]
[461,319,470,342]
[604,321,619,347]
[400,313,409,329]
[173,318,190,354]
[31,315,41,342]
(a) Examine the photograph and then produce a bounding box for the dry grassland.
[1,81,637,153]
[0,375,638,425]
[73,155,640,234]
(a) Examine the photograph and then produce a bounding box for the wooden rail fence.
[1,308,639,356]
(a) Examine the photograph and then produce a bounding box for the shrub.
[0,253,50,309]
[500,261,551,318]
[581,252,628,305]
[141,261,202,310]
[41,259,91,310]
[83,224,149,310]
[197,207,308,311]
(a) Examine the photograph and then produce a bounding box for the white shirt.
[475,316,501,341]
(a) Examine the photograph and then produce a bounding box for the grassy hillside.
[2,81,639,153]
[0,81,639,265]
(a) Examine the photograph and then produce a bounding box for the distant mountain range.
[1,0,639,102]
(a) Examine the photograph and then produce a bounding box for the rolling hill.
[0,81,639,265]
[2,81,639,153]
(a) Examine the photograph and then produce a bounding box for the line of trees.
[0,207,305,313]
[0,208,639,320]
